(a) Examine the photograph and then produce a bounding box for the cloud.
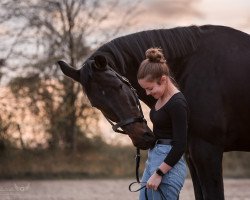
[144,0,202,18]
[132,0,202,27]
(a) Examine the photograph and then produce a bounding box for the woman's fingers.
[147,182,158,191]
[146,182,152,189]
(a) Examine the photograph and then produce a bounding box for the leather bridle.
[103,67,147,134]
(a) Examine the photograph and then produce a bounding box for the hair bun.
[145,48,165,63]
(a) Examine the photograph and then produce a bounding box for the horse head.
[57,55,155,150]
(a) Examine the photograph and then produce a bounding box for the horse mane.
[94,25,202,74]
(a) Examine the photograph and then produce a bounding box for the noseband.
[103,68,147,134]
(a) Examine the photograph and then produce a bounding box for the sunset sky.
[1,0,250,146]
[125,0,250,33]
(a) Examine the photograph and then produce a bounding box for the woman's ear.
[158,75,168,85]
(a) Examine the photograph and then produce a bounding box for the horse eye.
[119,84,123,90]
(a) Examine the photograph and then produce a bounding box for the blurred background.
[0,0,250,180]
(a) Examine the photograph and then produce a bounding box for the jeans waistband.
[156,139,173,145]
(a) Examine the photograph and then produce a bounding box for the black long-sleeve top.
[150,92,189,167]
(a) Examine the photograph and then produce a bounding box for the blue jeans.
[139,144,187,200]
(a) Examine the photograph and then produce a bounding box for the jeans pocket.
[155,144,171,155]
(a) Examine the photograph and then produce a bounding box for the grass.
[1,145,250,179]
[0,145,148,179]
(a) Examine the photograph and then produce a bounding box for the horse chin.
[128,133,156,150]
[124,123,156,150]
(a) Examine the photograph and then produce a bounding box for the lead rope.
[128,148,168,200]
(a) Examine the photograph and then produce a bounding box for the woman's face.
[138,76,167,99]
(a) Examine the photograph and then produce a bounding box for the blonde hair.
[137,47,170,82]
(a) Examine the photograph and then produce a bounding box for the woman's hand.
[146,172,162,191]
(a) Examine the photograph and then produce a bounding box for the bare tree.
[0,0,141,151]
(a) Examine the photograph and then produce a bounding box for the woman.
[137,47,189,200]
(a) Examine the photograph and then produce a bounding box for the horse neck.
[96,27,201,106]
[106,27,200,71]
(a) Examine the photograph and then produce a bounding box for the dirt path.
[0,179,250,200]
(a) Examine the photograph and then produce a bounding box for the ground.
[0,179,250,200]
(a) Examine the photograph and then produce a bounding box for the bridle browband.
[103,67,147,134]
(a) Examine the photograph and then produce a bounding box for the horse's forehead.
[90,70,118,86]
[80,59,120,86]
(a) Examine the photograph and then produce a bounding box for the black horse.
[58,25,250,200]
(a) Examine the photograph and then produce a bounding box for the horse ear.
[57,60,80,82]
[93,55,107,70]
